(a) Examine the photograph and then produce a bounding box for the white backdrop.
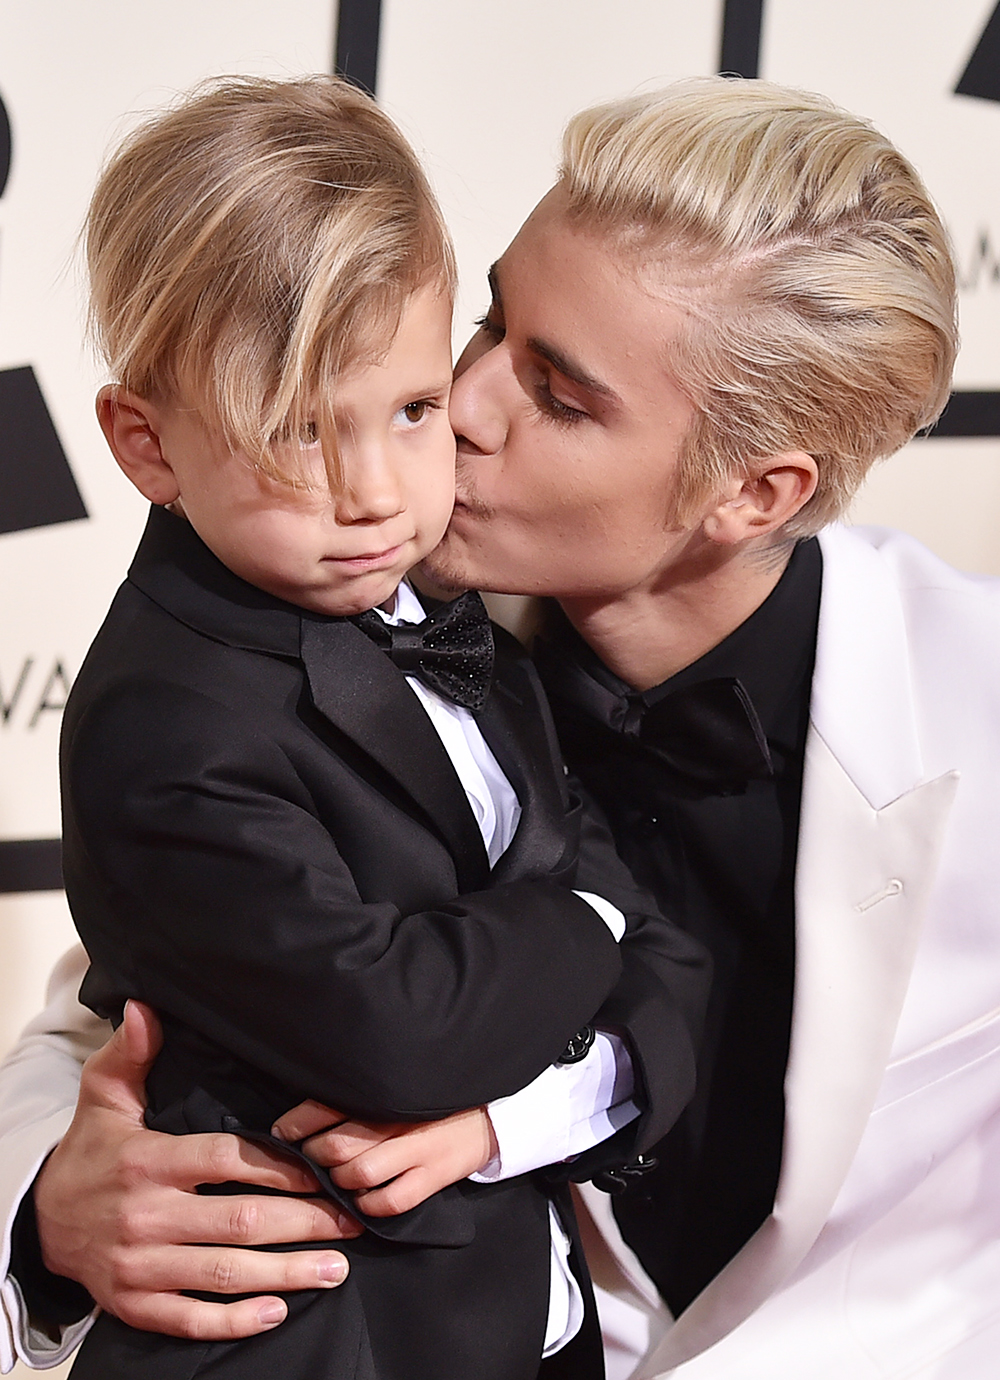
[0,12,998,1366]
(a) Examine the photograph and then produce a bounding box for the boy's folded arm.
[64,684,624,1123]
[271,1029,638,1217]
[276,1024,652,1223]
[567,780,713,1153]
[275,834,702,1210]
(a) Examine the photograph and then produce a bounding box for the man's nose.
[449,346,509,458]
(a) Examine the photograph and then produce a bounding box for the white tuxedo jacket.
[2,524,999,1376]
[584,523,1000,1379]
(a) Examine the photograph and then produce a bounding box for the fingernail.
[258,1301,286,1326]
[270,1124,287,1141]
[318,1258,348,1285]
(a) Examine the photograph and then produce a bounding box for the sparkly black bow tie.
[537,640,773,793]
[352,590,495,712]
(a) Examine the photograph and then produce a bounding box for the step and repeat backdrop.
[2,0,1000,1083]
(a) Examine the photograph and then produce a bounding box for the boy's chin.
[294,575,404,619]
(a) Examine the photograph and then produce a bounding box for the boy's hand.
[273,1101,499,1216]
[33,1001,357,1342]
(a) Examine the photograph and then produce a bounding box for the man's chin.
[420,526,523,598]
[413,551,472,598]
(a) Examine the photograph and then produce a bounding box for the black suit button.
[557,1025,595,1064]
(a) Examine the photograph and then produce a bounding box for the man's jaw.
[413,548,471,597]
[417,476,497,594]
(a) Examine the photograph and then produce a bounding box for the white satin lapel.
[637,527,960,1377]
[807,524,923,810]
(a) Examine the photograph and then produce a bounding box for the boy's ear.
[96,386,180,506]
[701,451,818,546]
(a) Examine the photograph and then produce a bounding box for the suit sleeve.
[62,681,622,1122]
[557,777,712,1178]
[509,647,711,1176]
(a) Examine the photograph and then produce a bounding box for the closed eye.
[474,311,505,344]
[533,373,589,425]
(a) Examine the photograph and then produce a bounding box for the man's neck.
[559,542,794,691]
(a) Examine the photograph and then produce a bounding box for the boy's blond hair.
[87,74,455,483]
[560,78,958,536]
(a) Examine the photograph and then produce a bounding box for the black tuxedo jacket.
[62,506,708,1380]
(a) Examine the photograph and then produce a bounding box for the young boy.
[60,76,706,1380]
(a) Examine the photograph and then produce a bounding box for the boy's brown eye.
[403,400,429,423]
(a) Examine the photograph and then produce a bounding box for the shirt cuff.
[0,1114,98,1371]
[573,891,627,942]
[471,1031,639,1182]
[10,1185,94,1327]
[2,1269,95,1372]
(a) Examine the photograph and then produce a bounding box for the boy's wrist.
[470,1031,639,1184]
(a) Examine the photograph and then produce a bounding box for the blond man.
[4,77,1000,1379]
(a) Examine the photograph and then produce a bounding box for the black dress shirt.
[535,538,823,1316]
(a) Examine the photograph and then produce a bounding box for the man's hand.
[33,1001,358,1341]
[272,1100,499,1216]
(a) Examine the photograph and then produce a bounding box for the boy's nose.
[334,457,405,524]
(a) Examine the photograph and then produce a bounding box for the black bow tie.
[352,590,495,712]
[537,640,773,794]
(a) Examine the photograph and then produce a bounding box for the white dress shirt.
[382,585,639,1356]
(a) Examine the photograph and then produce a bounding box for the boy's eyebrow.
[488,261,622,411]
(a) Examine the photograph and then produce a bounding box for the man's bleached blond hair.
[560,78,958,536]
[86,74,455,484]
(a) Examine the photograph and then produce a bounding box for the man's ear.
[702,451,818,545]
[96,386,180,506]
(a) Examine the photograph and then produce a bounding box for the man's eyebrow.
[487,263,502,309]
[490,259,621,409]
[527,337,622,409]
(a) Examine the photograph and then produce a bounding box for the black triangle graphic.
[0,365,87,536]
[956,3,1000,101]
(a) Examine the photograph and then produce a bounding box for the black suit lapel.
[300,617,490,891]
[128,510,492,889]
[477,654,574,884]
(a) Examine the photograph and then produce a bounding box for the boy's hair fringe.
[86,74,456,486]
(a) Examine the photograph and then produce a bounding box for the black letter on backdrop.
[335,0,382,95]
[0,89,84,894]
[0,92,10,198]
[0,92,86,537]
[719,0,765,79]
